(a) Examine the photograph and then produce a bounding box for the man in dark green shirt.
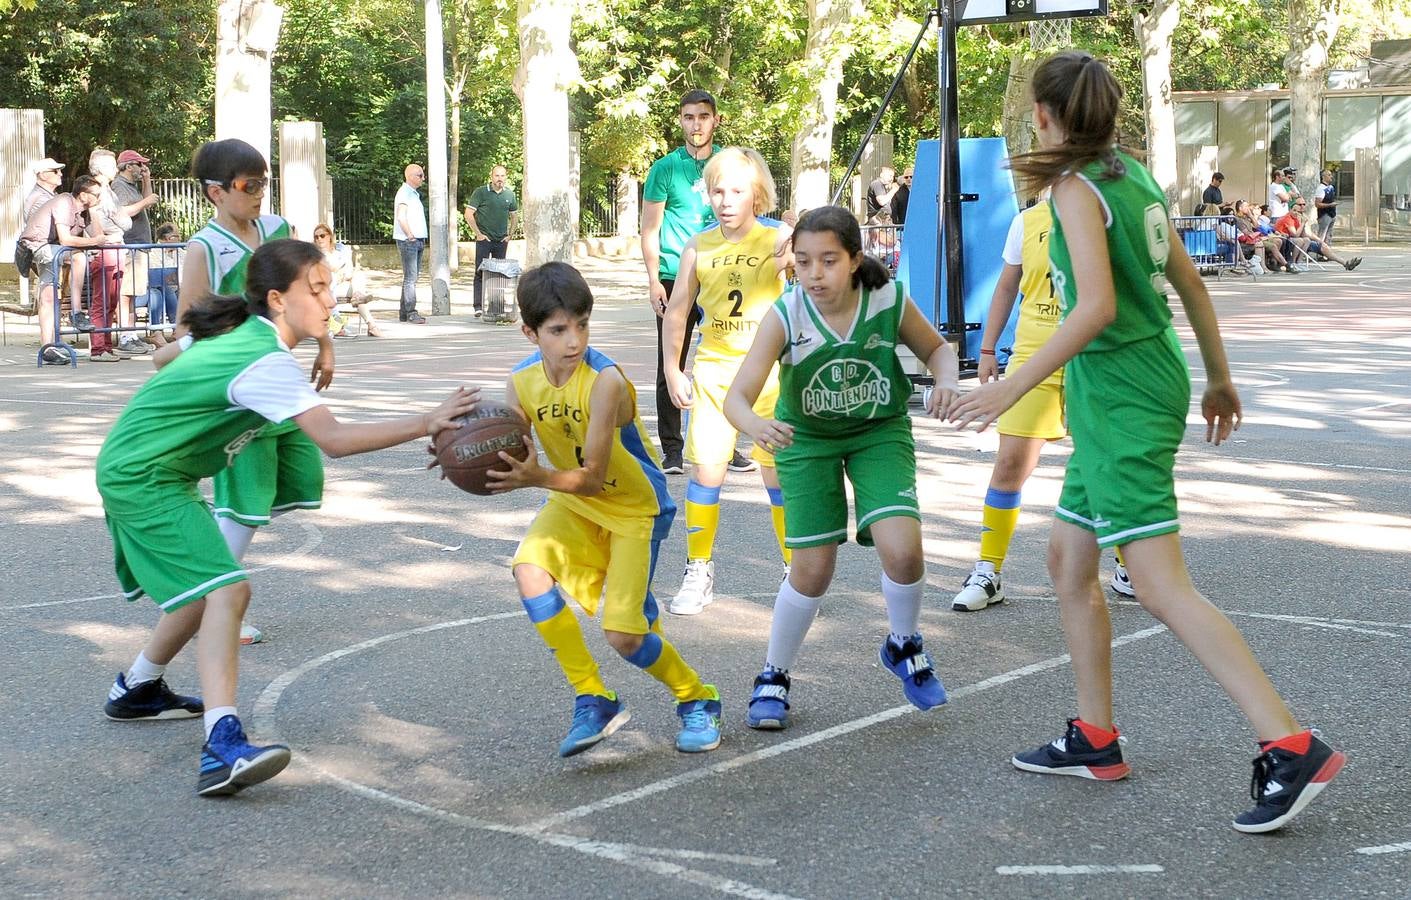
[641,89,720,473]
[464,165,519,317]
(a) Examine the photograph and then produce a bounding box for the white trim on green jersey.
[189,214,291,294]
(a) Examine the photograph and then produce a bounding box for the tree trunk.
[1001,50,1038,173]
[448,94,462,273]
[514,0,577,265]
[1134,0,1182,208]
[1286,0,1341,200]
[615,170,639,239]
[789,0,864,212]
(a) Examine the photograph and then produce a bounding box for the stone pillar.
[615,171,639,239]
[568,131,581,243]
[215,1,284,204]
[1,109,46,267]
[278,122,327,240]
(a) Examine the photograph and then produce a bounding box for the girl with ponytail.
[96,238,477,798]
[951,51,1343,833]
[723,205,960,730]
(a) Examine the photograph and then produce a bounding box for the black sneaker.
[70,311,95,332]
[40,346,69,366]
[104,672,203,721]
[661,454,684,476]
[1343,257,1362,272]
[1012,718,1131,781]
[1232,732,1345,834]
[727,449,759,473]
[407,312,427,324]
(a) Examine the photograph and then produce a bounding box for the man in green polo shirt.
[642,89,721,473]
[465,164,519,317]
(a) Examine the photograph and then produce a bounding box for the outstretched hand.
[425,386,480,439]
[947,380,1018,433]
[925,385,959,420]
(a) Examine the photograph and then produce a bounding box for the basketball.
[434,400,531,495]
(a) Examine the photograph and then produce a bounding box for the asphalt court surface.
[1,253,1409,898]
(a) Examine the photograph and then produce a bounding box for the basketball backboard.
[958,0,1107,26]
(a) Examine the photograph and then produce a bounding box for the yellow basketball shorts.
[685,357,779,467]
[512,500,663,634]
[996,357,1067,440]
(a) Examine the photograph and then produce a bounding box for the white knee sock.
[125,651,165,687]
[204,706,238,738]
[764,580,823,673]
[883,572,925,645]
[217,518,255,562]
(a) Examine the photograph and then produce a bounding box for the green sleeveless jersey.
[1047,151,1174,353]
[97,317,322,517]
[188,215,291,294]
[772,280,913,437]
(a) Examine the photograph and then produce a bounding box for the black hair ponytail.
[793,205,894,291]
[181,239,327,340]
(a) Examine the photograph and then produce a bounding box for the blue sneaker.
[745,669,790,730]
[197,715,291,797]
[104,672,203,721]
[676,685,723,752]
[880,634,947,711]
[558,692,630,758]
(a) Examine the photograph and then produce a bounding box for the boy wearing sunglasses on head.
[157,138,337,646]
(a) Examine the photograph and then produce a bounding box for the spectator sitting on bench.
[139,223,184,347]
[17,175,107,363]
[1232,199,1290,273]
[1275,199,1361,272]
[314,224,381,337]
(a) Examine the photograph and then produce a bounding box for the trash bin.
[479,258,522,324]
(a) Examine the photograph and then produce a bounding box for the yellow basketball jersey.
[693,220,786,362]
[510,348,675,540]
[1010,202,1063,385]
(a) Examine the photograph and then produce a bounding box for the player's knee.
[206,580,251,616]
[878,548,925,585]
[513,564,554,599]
[1047,544,1098,598]
[603,629,644,658]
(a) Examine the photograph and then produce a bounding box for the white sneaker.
[669,560,715,616]
[952,561,1004,611]
[1110,564,1136,598]
[240,623,264,645]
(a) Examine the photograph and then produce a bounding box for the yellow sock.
[625,625,708,702]
[523,589,608,697]
[685,480,721,561]
[767,486,791,566]
[978,488,1022,571]
[1114,546,1126,567]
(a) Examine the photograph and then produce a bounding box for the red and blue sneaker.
[1232,730,1345,833]
[197,714,291,797]
[1012,718,1131,781]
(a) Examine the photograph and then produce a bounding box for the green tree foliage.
[0,0,218,177]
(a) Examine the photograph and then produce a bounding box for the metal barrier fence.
[860,223,904,274]
[1171,215,1245,276]
[39,242,186,368]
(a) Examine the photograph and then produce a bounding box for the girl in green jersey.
[950,51,1343,834]
[100,239,475,797]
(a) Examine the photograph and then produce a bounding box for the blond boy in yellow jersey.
[952,201,1129,612]
[661,147,793,616]
[488,261,722,757]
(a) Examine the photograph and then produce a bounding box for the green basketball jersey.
[772,280,913,437]
[97,316,322,517]
[188,215,291,295]
[1047,151,1174,353]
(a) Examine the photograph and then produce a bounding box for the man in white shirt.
[393,163,428,324]
[1266,167,1292,220]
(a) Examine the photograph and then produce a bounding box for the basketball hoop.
[1029,17,1071,52]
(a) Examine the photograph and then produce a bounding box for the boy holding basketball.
[485,261,723,757]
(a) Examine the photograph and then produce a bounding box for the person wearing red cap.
[112,150,162,347]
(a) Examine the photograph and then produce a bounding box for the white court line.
[1233,612,1405,638]
[0,522,322,612]
[523,624,1169,834]
[0,397,128,408]
[1355,841,1411,856]
[1218,454,1411,475]
[996,864,1164,876]
[251,610,796,900]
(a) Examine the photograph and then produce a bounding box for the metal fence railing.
[1171,215,1245,276]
